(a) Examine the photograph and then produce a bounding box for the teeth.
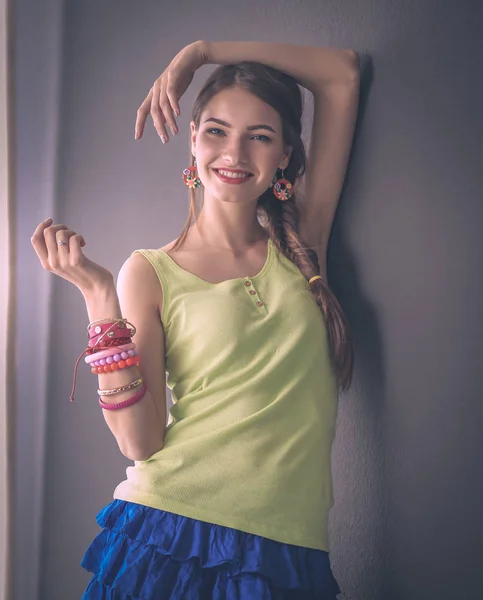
[217,170,251,179]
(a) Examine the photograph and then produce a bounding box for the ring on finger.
[57,239,69,246]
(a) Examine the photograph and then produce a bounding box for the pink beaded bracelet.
[98,383,147,411]
[90,349,138,368]
[91,355,140,374]
[85,343,136,364]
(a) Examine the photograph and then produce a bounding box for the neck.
[190,218,268,253]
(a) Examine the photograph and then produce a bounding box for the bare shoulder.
[120,250,164,316]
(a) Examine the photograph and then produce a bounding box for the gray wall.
[14,1,483,599]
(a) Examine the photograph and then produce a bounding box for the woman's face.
[190,86,291,201]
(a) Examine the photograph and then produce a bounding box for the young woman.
[32,40,360,599]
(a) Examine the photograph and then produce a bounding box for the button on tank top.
[113,238,339,551]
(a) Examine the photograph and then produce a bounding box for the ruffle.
[81,499,341,599]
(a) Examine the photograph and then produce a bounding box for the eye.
[252,134,272,142]
[206,128,271,142]
[206,128,225,136]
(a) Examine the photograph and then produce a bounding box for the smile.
[213,169,254,184]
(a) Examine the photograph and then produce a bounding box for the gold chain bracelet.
[98,377,144,397]
[88,317,128,331]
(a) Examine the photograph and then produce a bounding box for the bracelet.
[90,350,138,368]
[89,348,138,367]
[88,319,134,345]
[89,335,132,350]
[88,320,136,342]
[68,318,137,403]
[88,336,132,351]
[89,331,133,348]
[98,376,144,396]
[85,343,136,364]
[88,317,133,333]
[91,355,140,374]
[88,317,127,330]
[99,383,147,411]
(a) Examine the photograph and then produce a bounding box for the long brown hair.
[171,61,354,392]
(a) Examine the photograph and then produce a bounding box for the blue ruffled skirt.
[81,499,341,599]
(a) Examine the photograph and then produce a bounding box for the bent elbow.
[125,442,164,462]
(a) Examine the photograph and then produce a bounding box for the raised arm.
[134,40,359,143]
[202,41,359,92]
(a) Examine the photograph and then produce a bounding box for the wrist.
[82,280,116,302]
[194,39,209,66]
[83,283,123,324]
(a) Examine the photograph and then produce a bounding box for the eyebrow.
[203,117,277,134]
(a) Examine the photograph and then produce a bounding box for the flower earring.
[271,168,293,201]
[182,157,202,189]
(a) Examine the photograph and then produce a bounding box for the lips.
[213,169,254,184]
[213,169,253,177]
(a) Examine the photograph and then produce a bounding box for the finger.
[55,228,76,254]
[53,229,85,250]
[30,218,55,266]
[53,228,78,270]
[43,224,71,268]
[164,77,179,135]
[69,234,85,266]
[151,79,169,142]
[135,88,153,140]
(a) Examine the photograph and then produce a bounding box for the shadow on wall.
[325,55,396,600]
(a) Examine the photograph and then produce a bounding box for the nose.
[220,136,250,166]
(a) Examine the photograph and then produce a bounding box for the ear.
[280,146,293,171]
[190,121,197,156]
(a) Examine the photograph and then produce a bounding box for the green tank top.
[113,237,339,551]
